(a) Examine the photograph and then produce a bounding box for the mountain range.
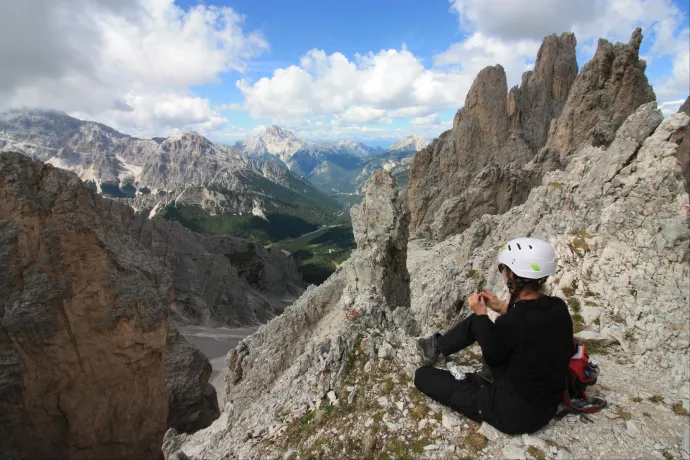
[235,126,430,194]
[0,109,430,242]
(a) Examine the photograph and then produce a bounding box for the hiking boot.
[417,335,440,366]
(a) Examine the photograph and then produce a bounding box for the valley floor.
[179,326,258,407]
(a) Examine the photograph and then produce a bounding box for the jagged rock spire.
[349,169,411,309]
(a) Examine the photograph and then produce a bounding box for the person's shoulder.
[543,295,568,307]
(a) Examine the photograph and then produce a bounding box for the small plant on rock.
[672,402,690,416]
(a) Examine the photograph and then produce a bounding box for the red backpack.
[561,341,607,414]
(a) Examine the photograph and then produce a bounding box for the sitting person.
[414,237,574,435]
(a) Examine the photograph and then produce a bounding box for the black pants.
[414,315,555,434]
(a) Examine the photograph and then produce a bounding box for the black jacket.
[473,296,574,433]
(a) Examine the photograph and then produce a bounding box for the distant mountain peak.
[264,125,295,140]
[388,133,430,152]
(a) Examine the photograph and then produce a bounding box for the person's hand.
[480,289,507,314]
[468,291,487,316]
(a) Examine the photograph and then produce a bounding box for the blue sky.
[1,0,689,146]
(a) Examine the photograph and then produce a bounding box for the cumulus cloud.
[411,114,440,126]
[658,99,688,116]
[237,47,472,122]
[443,0,689,103]
[0,0,267,135]
[449,0,599,41]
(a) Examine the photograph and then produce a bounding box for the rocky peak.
[409,28,655,242]
[388,134,431,152]
[539,27,655,160]
[264,125,295,141]
[455,64,510,160]
[508,32,578,153]
[161,131,216,155]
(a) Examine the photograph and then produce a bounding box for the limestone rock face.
[409,104,689,382]
[408,29,656,242]
[0,152,170,459]
[508,32,578,153]
[676,96,690,193]
[164,170,415,459]
[408,32,578,241]
[162,106,690,460]
[130,217,303,327]
[166,328,220,434]
[540,28,656,160]
[349,170,411,309]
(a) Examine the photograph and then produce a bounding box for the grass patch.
[569,229,595,238]
[580,340,611,356]
[466,268,480,279]
[562,286,576,297]
[527,446,547,460]
[452,346,483,366]
[663,451,675,460]
[585,301,597,307]
[569,236,591,257]
[572,314,585,333]
[584,290,599,297]
[632,397,642,403]
[643,411,652,418]
[568,297,582,313]
[545,440,569,452]
[649,395,665,404]
[672,402,690,416]
[612,312,626,324]
[616,407,633,420]
[464,432,489,451]
[550,182,565,189]
[593,317,601,326]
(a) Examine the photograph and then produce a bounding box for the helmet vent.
[508,245,511,251]
[517,243,522,250]
[529,245,533,249]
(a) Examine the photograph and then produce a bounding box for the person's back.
[497,295,574,408]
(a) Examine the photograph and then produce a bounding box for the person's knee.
[414,366,432,391]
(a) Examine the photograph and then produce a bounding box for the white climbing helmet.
[497,237,557,279]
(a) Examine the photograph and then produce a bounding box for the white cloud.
[411,114,440,126]
[237,47,471,122]
[0,0,267,135]
[449,0,600,41]
[433,32,540,88]
[658,99,688,116]
[333,106,391,125]
[443,0,690,99]
[652,26,690,100]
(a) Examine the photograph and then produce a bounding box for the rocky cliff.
[163,34,689,460]
[131,217,303,327]
[0,151,303,457]
[0,152,170,459]
[408,28,655,241]
[166,328,221,434]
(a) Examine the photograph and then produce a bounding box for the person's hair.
[505,266,546,310]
